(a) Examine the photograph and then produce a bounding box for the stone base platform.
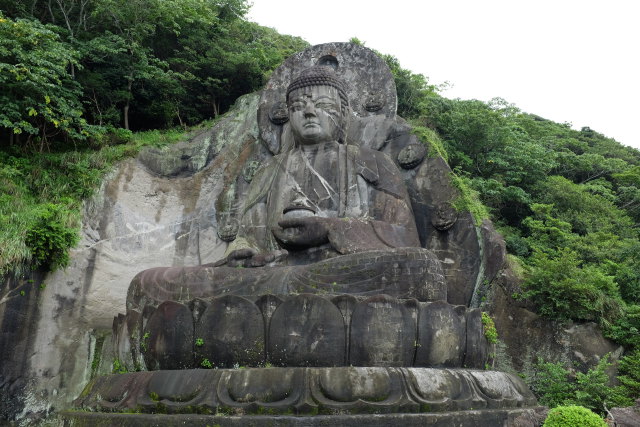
[61,408,547,426]
[116,294,489,371]
[67,367,541,425]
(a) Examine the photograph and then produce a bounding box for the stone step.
[73,367,537,416]
[60,408,547,427]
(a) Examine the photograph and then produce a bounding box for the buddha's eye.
[290,102,305,111]
[315,102,337,110]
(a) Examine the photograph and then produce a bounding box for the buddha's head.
[286,66,349,145]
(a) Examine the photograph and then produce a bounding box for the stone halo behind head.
[258,42,397,155]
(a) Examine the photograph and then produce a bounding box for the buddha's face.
[288,85,344,145]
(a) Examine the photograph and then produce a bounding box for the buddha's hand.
[274,217,333,249]
[226,248,288,268]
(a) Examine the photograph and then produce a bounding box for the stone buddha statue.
[76,45,537,422]
[127,66,446,313]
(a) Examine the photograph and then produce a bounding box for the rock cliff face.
[0,93,269,420]
[488,266,623,376]
[0,44,622,423]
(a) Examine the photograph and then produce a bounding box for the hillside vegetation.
[378,38,640,410]
[402,77,640,351]
[1,1,639,409]
[0,0,307,274]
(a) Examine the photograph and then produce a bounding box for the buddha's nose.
[303,102,316,116]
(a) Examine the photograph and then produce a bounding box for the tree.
[0,12,96,150]
[534,176,634,236]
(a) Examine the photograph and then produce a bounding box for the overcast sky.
[248,0,639,150]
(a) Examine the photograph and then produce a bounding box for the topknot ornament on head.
[286,66,349,111]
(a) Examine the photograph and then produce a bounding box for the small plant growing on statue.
[195,337,204,347]
[140,332,150,351]
[481,312,498,344]
[112,359,128,374]
[201,358,213,368]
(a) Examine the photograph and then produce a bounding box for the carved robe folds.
[128,141,446,312]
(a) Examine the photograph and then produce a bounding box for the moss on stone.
[450,174,490,225]
[411,125,448,161]
[90,333,106,379]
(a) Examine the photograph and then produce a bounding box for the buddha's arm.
[276,163,420,254]
[326,152,421,253]
[325,200,420,254]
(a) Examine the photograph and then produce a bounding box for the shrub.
[25,203,79,270]
[527,359,574,408]
[572,355,612,412]
[613,350,640,406]
[527,356,618,415]
[543,405,606,427]
[522,248,621,323]
[604,304,640,348]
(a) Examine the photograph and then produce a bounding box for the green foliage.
[0,126,193,273]
[522,247,621,322]
[604,304,640,348]
[112,359,128,374]
[201,358,213,369]
[613,349,640,404]
[535,176,634,236]
[527,359,574,408]
[481,312,498,344]
[572,355,614,412]
[140,332,150,352]
[411,125,448,161]
[415,94,640,339]
[195,338,204,347]
[1,0,307,135]
[450,174,490,225]
[25,203,79,270]
[380,54,441,119]
[0,12,99,149]
[527,356,617,414]
[543,405,606,427]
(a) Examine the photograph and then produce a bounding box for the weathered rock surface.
[608,399,640,427]
[488,268,623,374]
[0,268,48,420]
[0,93,266,421]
